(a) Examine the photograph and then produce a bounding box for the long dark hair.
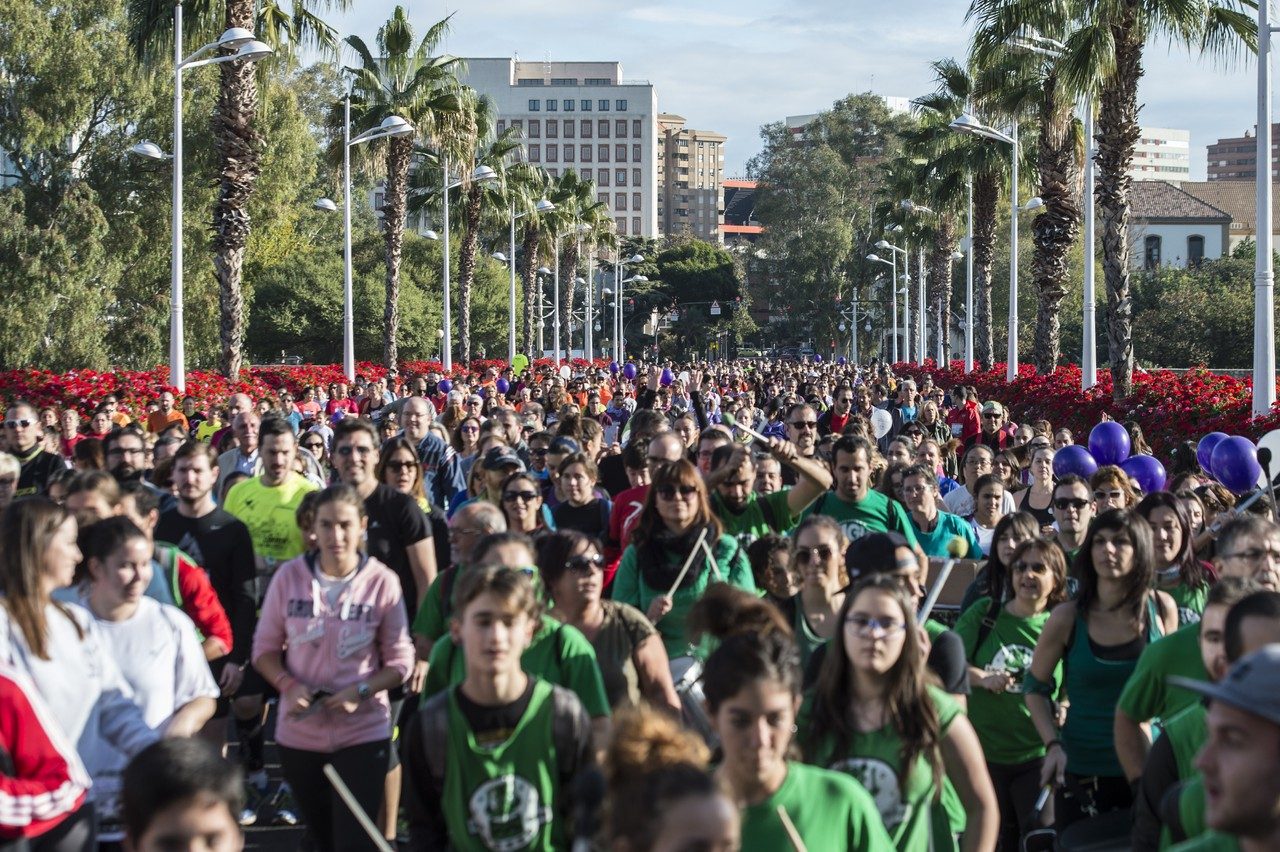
[1074,508,1156,625]
[630,458,721,554]
[0,498,84,659]
[1007,539,1070,609]
[984,512,1041,603]
[1135,491,1209,592]
[805,575,942,797]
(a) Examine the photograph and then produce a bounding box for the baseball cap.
[482,446,526,472]
[844,531,913,583]
[1171,644,1280,727]
[548,436,581,455]
[982,401,1004,416]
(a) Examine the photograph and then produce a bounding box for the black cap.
[482,446,525,472]
[844,531,912,583]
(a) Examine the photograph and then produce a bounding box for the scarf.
[639,522,718,593]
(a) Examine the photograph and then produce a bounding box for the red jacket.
[0,667,90,840]
[947,401,981,443]
[155,543,234,655]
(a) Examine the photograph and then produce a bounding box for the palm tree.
[504,165,552,358]
[548,169,607,357]
[128,0,343,377]
[341,9,463,370]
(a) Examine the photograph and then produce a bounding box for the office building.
[785,95,912,141]
[1207,124,1280,181]
[656,113,726,242]
[1129,127,1190,181]
[455,57,658,237]
[721,179,761,244]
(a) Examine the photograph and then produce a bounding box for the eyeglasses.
[1013,561,1050,575]
[1093,490,1124,501]
[983,413,1002,420]
[794,545,834,565]
[789,420,818,430]
[385,460,417,473]
[3,419,31,429]
[844,614,907,637]
[503,490,540,503]
[1221,548,1280,565]
[462,425,480,434]
[1053,497,1090,511]
[335,445,375,457]
[655,483,698,500]
[566,553,604,574]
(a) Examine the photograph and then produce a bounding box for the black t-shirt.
[364,483,432,618]
[454,679,536,748]
[552,499,610,539]
[155,507,258,664]
[598,453,629,497]
[15,448,63,498]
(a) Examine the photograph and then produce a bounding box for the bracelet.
[272,670,293,690]
[1044,738,1063,751]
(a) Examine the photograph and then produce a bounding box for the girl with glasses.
[540,530,680,714]
[451,416,482,472]
[376,438,427,512]
[785,516,849,670]
[955,539,1068,850]
[499,471,554,539]
[613,459,755,661]
[803,575,999,851]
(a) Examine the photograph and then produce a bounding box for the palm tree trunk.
[212,0,262,379]
[929,218,957,365]
[560,240,580,357]
[973,170,999,370]
[457,183,483,366]
[1096,14,1143,399]
[519,225,539,356]
[382,137,412,370]
[1033,79,1082,375]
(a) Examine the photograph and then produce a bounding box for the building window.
[615,119,627,137]
[615,192,627,211]
[632,168,642,186]
[563,145,574,162]
[548,168,559,177]
[616,99,628,111]
[551,77,577,86]
[632,192,642,211]
[564,120,575,139]
[1188,234,1205,266]
[632,119,641,137]
[599,99,610,112]
[547,99,558,111]
[617,217,627,235]
[632,144,642,162]
[598,119,610,138]
[496,120,506,134]
[616,168,627,186]
[528,120,540,138]
[632,216,641,235]
[616,144,627,161]
[528,99,540,111]
[598,144,610,162]
[517,78,543,87]
[546,144,558,161]
[546,121,558,139]
[528,144,541,163]
[510,119,523,131]
[1144,235,1162,270]
[599,170,609,186]
[564,99,575,112]
[581,99,592,111]
[581,145,592,162]
[581,120,592,138]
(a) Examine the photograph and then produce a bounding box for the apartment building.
[1207,124,1280,181]
[1129,127,1191,181]
[656,113,726,242]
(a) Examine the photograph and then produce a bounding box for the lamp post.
[506,198,555,362]
[128,16,272,392]
[873,238,909,360]
[866,253,897,361]
[900,201,936,366]
[535,266,552,355]
[1257,0,1277,416]
[435,163,499,372]
[616,253,644,363]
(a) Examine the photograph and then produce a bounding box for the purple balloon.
[660,368,674,386]
[813,354,822,363]
[495,378,510,395]
[1088,421,1131,466]
[609,362,619,374]
[1197,432,1229,472]
[437,378,453,393]
[1121,454,1167,495]
[622,363,637,380]
[1053,445,1099,480]
[837,356,847,366]
[1211,436,1262,494]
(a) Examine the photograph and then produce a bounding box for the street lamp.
[506,198,555,362]
[616,254,645,363]
[436,163,499,371]
[872,240,910,361]
[950,111,1022,380]
[866,254,900,362]
[1256,0,1276,415]
[127,17,272,392]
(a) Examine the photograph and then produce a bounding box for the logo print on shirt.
[467,774,550,851]
[831,757,909,831]
[989,643,1035,693]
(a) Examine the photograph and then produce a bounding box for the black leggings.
[0,803,96,852]
[987,758,1052,851]
[1054,772,1132,834]
[279,740,389,852]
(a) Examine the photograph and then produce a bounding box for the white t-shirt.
[942,485,1017,518]
[82,595,219,826]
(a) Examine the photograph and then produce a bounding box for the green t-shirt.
[1117,621,1207,724]
[423,617,611,718]
[1169,834,1241,852]
[712,489,796,545]
[802,489,920,548]
[612,533,756,659]
[953,598,1060,765]
[803,685,962,852]
[909,510,983,560]
[740,762,893,852]
[1166,581,1210,627]
[1178,774,1209,843]
[442,679,563,851]
[412,570,452,641]
[222,472,317,562]
[1164,702,1208,782]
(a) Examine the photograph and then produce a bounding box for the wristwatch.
[356,681,372,701]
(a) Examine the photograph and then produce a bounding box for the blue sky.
[330,0,1263,180]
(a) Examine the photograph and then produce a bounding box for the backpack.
[965,597,1004,661]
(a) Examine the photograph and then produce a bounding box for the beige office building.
[656,113,726,242]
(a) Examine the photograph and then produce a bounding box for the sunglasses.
[301,442,324,452]
[385,460,417,473]
[530,447,549,456]
[503,490,540,503]
[4,419,31,429]
[789,420,818,430]
[1094,490,1124,501]
[983,413,1002,420]
[566,553,604,574]
[1053,498,1090,511]
[655,483,698,500]
[1013,561,1050,575]
[794,545,835,565]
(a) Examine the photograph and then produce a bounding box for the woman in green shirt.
[803,575,999,852]
[785,516,848,670]
[1136,492,1211,626]
[954,538,1068,852]
[692,584,893,852]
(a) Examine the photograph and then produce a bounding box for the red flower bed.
[892,361,1280,457]
[0,358,611,420]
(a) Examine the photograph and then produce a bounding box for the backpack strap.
[418,692,451,789]
[438,566,458,623]
[758,493,778,532]
[968,597,1004,660]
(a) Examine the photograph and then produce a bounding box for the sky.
[329,0,1265,181]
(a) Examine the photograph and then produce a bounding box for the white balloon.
[679,370,690,383]
[1257,429,1280,487]
[559,365,571,379]
[870,409,893,440]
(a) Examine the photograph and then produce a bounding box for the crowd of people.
[1,357,1279,852]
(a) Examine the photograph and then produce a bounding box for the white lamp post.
[616,254,645,363]
[435,163,498,371]
[866,253,897,361]
[873,238,909,360]
[1256,0,1277,416]
[128,16,271,391]
[507,198,555,362]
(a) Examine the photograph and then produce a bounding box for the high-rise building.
[1129,127,1190,181]
[455,57,658,238]
[656,113,726,242]
[1207,125,1280,181]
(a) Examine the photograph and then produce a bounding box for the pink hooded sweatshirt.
[252,553,414,752]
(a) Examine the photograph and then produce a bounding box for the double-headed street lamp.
[128,16,272,392]
[616,254,645,363]
[499,198,556,362]
[866,253,902,362]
